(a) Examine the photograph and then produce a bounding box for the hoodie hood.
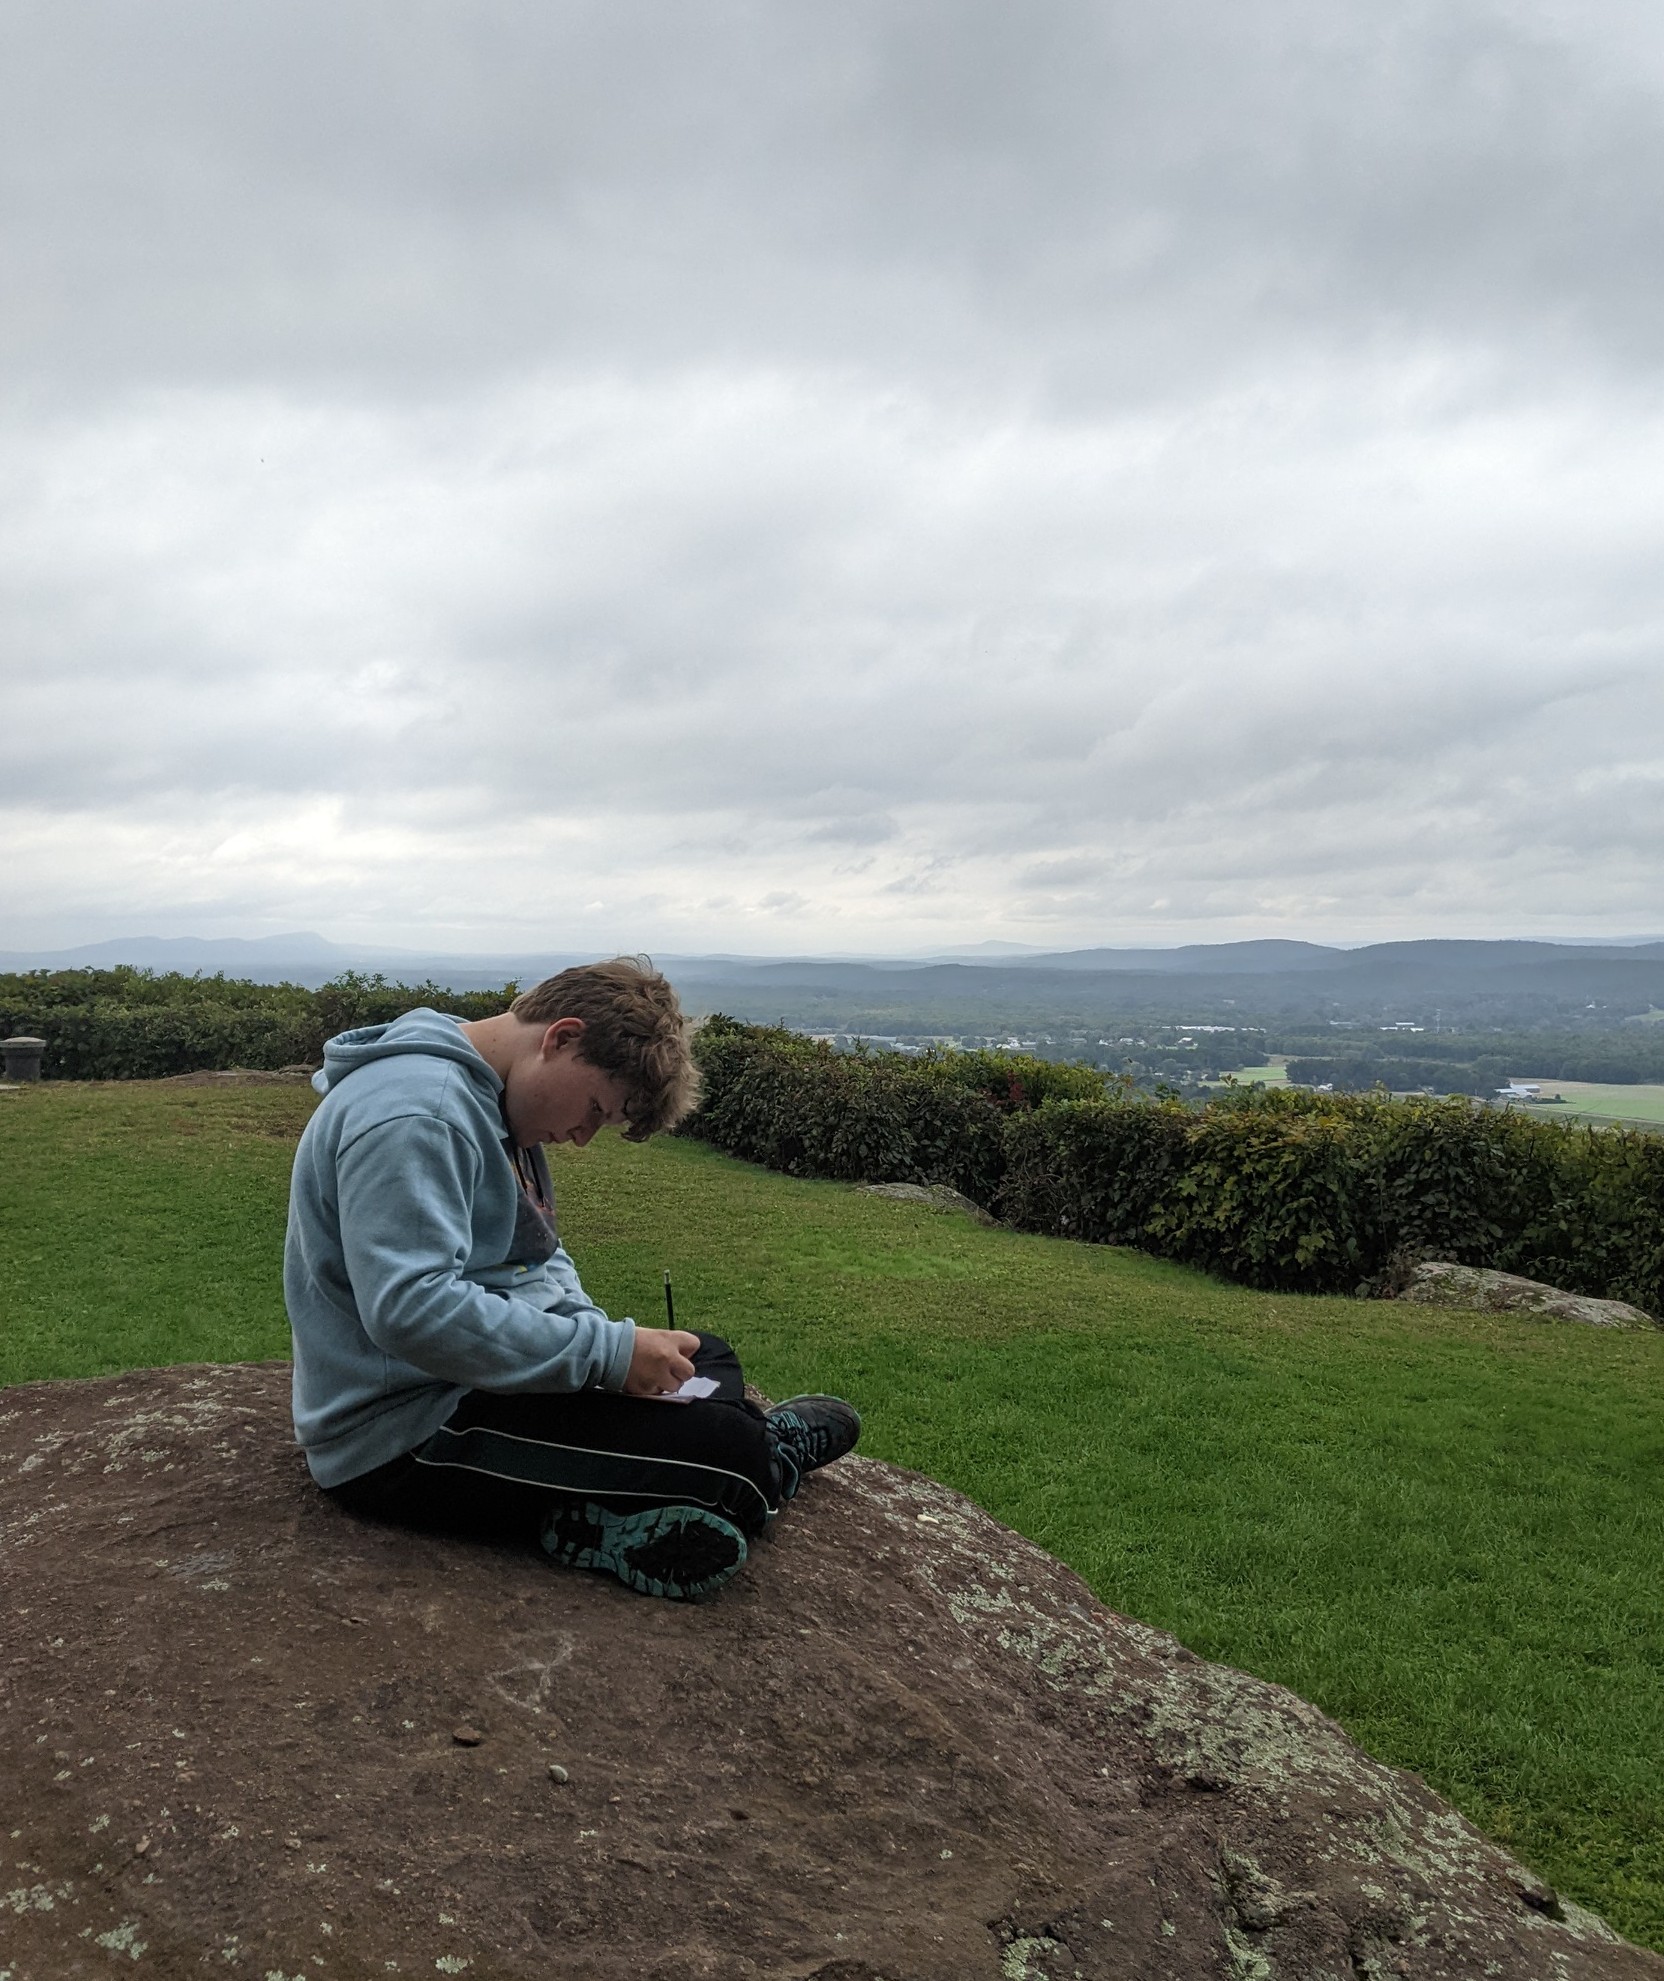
[312,1006,500,1098]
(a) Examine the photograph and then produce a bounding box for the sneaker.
[541,1500,747,1602]
[765,1395,861,1500]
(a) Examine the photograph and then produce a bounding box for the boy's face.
[506,1021,631,1150]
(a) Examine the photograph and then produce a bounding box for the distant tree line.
[1284,1057,1510,1096]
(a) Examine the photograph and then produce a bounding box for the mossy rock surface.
[1399,1262,1658,1329]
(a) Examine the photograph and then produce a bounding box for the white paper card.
[650,1375,721,1402]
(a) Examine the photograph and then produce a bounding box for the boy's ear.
[539,1017,587,1057]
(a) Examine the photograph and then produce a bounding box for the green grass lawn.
[1512,1079,1664,1130]
[1220,1064,1664,1129]
[1221,1060,1289,1086]
[3,1081,1662,1950]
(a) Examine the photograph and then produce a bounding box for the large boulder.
[1,1362,1656,1981]
[1398,1262,1657,1329]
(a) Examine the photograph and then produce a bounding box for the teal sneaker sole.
[542,1500,747,1602]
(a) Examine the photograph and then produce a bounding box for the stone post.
[2,1037,46,1082]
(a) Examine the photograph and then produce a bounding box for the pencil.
[663,1269,676,1329]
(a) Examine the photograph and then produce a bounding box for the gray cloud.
[3,2,1663,950]
[7,1,1664,398]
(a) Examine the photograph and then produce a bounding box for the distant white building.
[1496,1082,1543,1101]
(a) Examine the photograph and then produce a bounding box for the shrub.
[0,967,514,1080]
[998,1098,1189,1243]
[920,1047,1110,1111]
[1505,1125,1664,1317]
[1146,1089,1374,1291]
[684,1019,1007,1200]
[684,1021,1664,1312]
[1366,1097,1554,1270]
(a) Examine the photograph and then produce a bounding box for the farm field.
[1222,1059,1288,1085]
[1512,1079,1664,1129]
[1223,1062,1664,1126]
[1,1080,1661,1950]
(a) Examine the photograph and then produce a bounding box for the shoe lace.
[771,1408,833,1463]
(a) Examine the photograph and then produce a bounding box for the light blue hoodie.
[285,1007,637,1487]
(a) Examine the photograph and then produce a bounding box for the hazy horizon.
[9,926,1664,969]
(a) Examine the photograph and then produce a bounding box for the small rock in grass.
[452,1725,484,1747]
[857,1180,997,1224]
[547,1764,569,1784]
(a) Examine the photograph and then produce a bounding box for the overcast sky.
[4,0,1663,955]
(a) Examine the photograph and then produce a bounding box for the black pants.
[325,1334,779,1542]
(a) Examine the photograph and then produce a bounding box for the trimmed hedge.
[682,1021,1664,1313]
[0,968,514,1080]
[684,1018,1046,1204]
[16,986,1663,1314]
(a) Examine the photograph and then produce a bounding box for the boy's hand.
[623,1328,701,1397]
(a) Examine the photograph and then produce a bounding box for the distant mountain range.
[661,941,1664,1030]
[6,932,1664,1029]
[7,931,1664,975]
[0,933,599,987]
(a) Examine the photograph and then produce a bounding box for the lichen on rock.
[1398,1262,1657,1329]
[0,1361,1657,1979]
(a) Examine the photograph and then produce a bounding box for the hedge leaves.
[682,1020,1664,1313]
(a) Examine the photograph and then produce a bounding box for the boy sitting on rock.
[284,957,859,1601]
